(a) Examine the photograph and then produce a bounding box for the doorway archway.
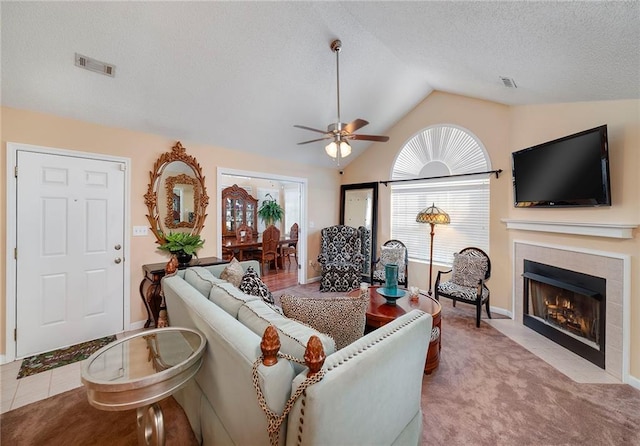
[217,168,307,285]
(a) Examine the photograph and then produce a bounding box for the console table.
[140,256,227,328]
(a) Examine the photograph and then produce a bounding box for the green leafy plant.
[158,232,205,256]
[257,193,284,226]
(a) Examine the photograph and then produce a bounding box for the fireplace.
[523,260,606,368]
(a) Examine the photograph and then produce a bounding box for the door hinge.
[14,165,18,178]
[119,163,126,171]
[14,247,17,260]
[14,328,17,341]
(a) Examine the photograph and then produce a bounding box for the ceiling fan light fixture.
[325,139,352,160]
[294,39,388,161]
[325,141,338,158]
[339,140,351,157]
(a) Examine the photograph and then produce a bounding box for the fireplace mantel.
[502,219,637,239]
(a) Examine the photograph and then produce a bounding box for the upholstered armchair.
[435,247,491,327]
[358,226,372,280]
[317,225,364,292]
[372,239,409,286]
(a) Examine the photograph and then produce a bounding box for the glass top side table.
[81,327,205,445]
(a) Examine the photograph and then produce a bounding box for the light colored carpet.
[279,283,640,445]
[4,283,639,445]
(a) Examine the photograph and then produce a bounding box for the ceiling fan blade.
[294,124,329,134]
[350,134,390,142]
[343,119,369,134]
[297,136,333,145]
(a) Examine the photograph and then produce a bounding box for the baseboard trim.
[626,373,640,390]
[129,320,147,331]
[490,306,512,319]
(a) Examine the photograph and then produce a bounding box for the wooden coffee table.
[350,286,442,374]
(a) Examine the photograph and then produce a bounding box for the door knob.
[115,244,122,250]
[114,258,122,264]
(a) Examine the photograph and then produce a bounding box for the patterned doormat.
[17,335,117,379]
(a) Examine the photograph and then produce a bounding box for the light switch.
[133,226,148,236]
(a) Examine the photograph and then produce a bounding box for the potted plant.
[257,193,284,226]
[158,231,205,265]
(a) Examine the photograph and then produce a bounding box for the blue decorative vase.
[385,263,399,293]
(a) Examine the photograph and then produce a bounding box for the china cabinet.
[222,184,258,241]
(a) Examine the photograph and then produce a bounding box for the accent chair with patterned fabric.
[358,225,372,281]
[317,225,364,292]
[372,239,409,286]
[435,247,491,327]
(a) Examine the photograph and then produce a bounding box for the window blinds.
[391,178,489,265]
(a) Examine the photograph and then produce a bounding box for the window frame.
[390,125,491,266]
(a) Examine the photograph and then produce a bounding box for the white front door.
[16,151,125,357]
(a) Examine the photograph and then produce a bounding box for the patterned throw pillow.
[451,252,488,288]
[280,293,368,350]
[219,257,244,287]
[380,245,405,267]
[239,267,274,304]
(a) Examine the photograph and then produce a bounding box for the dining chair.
[233,223,260,260]
[259,225,281,275]
[235,223,254,242]
[281,223,299,269]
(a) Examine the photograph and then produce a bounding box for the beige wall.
[3,97,638,379]
[343,91,512,303]
[1,106,341,357]
[343,93,640,379]
[507,100,640,377]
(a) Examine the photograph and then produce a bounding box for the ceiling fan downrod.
[331,39,342,130]
[292,38,389,159]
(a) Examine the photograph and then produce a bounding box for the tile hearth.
[486,318,621,384]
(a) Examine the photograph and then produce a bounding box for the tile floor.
[1,329,142,415]
[0,320,622,415]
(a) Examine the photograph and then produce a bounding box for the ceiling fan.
[294,39,389,164]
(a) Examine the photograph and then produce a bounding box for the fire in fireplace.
[523,260,606,368]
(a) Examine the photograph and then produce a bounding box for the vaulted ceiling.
[2,1,639,168]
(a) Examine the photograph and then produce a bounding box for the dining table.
[223,235,296,263]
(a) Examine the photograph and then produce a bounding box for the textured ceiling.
[2,1,639,168]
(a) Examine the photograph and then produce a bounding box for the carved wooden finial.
[261,325,281,366]
[165,255,179,275]
[304,335,326,376]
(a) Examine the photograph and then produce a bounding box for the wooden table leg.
[139,278,155,328]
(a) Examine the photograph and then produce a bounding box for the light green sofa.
[162,260,432,446]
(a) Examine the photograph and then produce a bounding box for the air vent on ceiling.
[500,76,517,88]
[75,53,115,77]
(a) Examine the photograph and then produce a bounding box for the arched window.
[390,125,491,265]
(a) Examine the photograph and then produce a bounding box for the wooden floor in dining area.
[260,262,299,291]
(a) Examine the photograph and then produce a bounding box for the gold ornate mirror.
[145,142,209,244]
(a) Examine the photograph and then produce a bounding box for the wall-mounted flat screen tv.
[512,125,611,208]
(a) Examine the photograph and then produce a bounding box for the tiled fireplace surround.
[513,241,626,380]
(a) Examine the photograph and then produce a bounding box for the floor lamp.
[416,204,450,296]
